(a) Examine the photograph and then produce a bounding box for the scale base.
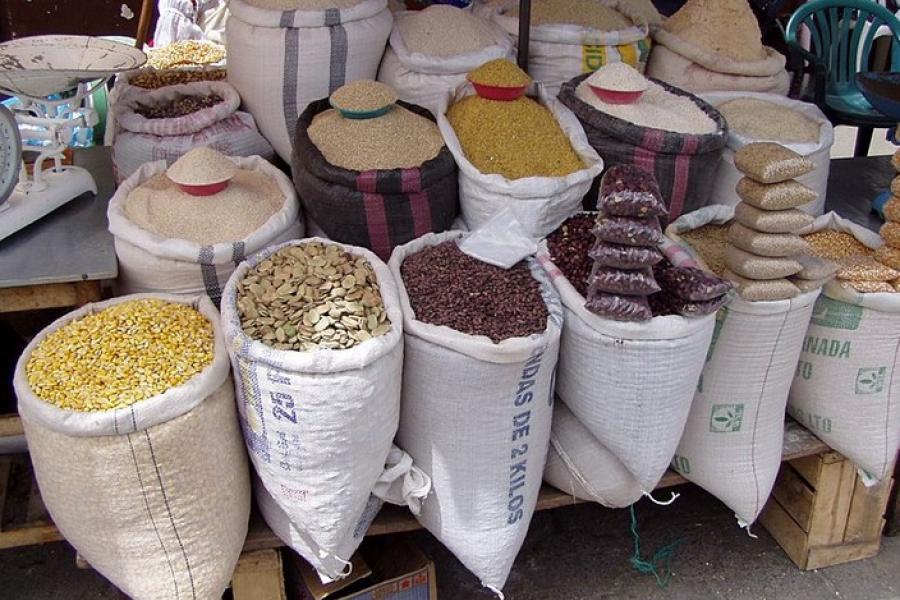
[0,165,97,242]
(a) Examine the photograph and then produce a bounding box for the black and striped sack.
[558,73,727,220]
[226,0,393,162]
[107,156,303,304]
[292,98,459,261]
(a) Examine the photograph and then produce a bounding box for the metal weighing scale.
[0,35,146,242]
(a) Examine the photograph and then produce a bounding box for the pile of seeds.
[243,0,362,8]
[716,98,820,144]
[330,80,397,114]
[587,62,649,93]
[146,40,225,70]
[398,5,498,57]
[129,68,227,89]
[547,213,596,296]
[134,93,223,119]
[510,0,632,30]
[575,64,716,135]
[237,242,390,351]
[663,0,765,62]
[26,299,214,412]
[803,230,899,293]
[467,58,532,87]
[678,223,729,275]
[401,241,548,342]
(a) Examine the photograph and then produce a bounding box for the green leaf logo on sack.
[709,404,744,433]
[810,296,862,330]
[855,367,887,395]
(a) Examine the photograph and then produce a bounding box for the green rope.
[628,504,681,588]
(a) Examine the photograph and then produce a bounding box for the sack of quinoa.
[293,87,459,261]
[14,294,250,600]
[667,207,821,526]
[221,239,429,582]
[389,230,563,594]
[536,239,715,492]
[558,69,727,220]
[440,64,602,236]
[488,0,653,96]
[788,213,900,483]
[226,0,393,162]
[377,6,514,112]
[108,149,303,304]
[543,401,643,508]
[111,80,274,183]
[704,92,833,216]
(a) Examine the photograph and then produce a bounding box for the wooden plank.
[0,524,63,550]
[844,475,893,543]
[0,280,101,313]
[771,464,816,533]
[759,496,811,569]
[792,455,825,488]
[0,415,23,439]
[806,539,883,571]
[231,549,286,600]
[782,419,830,461]
[808,456,856,547]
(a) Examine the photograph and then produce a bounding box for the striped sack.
[292,99,459,261]
[558,74,727,221]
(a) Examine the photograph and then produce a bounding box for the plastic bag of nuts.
[220,239,429,581]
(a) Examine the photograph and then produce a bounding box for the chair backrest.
[785,0,900,91]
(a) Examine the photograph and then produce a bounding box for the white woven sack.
[789,213,900,483]
[226,0,393,162]
[389,231,563,594]
[14,293,250,600]
[221,238,428,582]
[647,42,790,95]
[666,207,820,526]
[438,83,602,238]
[377,13,513,113]
[543,401,643,508]
[702,92,833,216]
[108,155,303,303]
[536,245,714,492]
[491,0,651,96]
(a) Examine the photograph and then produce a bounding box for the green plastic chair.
[785,0,900,156]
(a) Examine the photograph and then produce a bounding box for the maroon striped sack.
[292,99,459,260]
[558,74,727,221]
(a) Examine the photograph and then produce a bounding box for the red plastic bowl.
[471,81,528,101]
[178,180,230,196]
[589,85,644,105]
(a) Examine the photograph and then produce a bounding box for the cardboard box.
[293,537,437,600]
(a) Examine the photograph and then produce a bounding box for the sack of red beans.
[388,230,563,594]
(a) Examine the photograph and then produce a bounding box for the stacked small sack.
[723,142,831,300]
[878,150,900,289]
[585,165,667,322]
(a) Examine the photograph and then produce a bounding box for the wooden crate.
[232,549,287,600]
[759,452,895,570]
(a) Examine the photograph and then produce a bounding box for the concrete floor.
[1,483,898,599]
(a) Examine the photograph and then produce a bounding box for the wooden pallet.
[759,452,895,570]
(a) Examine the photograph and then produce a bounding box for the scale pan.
[0,35,146,98]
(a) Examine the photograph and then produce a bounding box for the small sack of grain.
[794,254,839,281]
[595,215,663,246]
[885,196,900,222]
[734,142,815,184]
[584,291,653,321]
[836,256,899,282]
[724,269,799,301]
[654,263,733,301]
[736,178,818,211]
[648,291,729,317]
[589,240,664,269]
[881,222,900,248]
[598,164,668,218]
[734,203,814,234]
[587,265,660,295]
[790,275,830,293]
[875,245,900,271]
[725,245,802,280]
[842,280,896,294]
[728,223,808,258]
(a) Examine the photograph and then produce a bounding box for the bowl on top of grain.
[329,80,398,118]
[585,61,649,105]
[467,58,532,100]
[166,146,238,194]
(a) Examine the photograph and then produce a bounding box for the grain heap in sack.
[110,78,273,183]
[108,147,303,303]
[441,59,602,235]
[221,239,430,582]
[14,295,250,599]
[293,80,458,260]
[647,0,790,95]
[721,143,820,301]
[377,5,514,111]
[789,195,900,483]
[489,0,653,96]
[537,168,727,502]
[226,0,393,162]
[558,62,727,218]
[667,204,821,526]
[389,231,562,594]
[705,92,833,215]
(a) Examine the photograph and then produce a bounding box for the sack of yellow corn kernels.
[14,294,250,600]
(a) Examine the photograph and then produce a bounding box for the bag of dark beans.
[589,240,664,270]
[584,291,652,322]
[598,165,669,218]
[654,263,733,302]
[588,265,660,296]
[594,215,664,247]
